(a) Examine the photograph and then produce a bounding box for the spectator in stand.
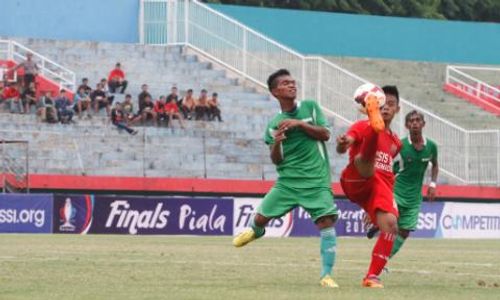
[122,94,139,123]
[10,52,39,89]
[180,88,195,120]
[166,86,180,107]
[154,96,169,126]
[2,83,22,113]
[21,82,37,114]
[165,95,186,129]
[108,62,128,94]
[195,89,210,121]
[90,83,111,116]
[55,89,74,124]
[37,91,57,123]
[100,78,115,105]
[111,102,138,135]
[208,92,222,122]
[73,86,92,119]
[139,94,156,124]
[78,78,92,95]
[138,84,151,110]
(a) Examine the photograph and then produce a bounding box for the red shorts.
[340,163,398,223]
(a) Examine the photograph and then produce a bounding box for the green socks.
[320,227,337,278]
[390,234,406,258]
[250,219,266,238]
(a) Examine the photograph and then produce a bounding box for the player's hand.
[278,119,302,131]
[273,127,287,143]
[427,186,436,201]
[336,134,349,147]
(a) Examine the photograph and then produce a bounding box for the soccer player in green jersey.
[367,110,439,258]
[232,69,339,288]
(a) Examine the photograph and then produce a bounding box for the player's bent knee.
[376,212,398,234]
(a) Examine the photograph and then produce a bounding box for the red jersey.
[165,101,179,113]
[346,120,401,178]
[108,69,125,81]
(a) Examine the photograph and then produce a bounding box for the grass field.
[0,235,499,300]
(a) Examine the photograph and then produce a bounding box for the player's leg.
[300,188,339,288]
[363,210,398,288]
[390,204,418,257]
[233,186,295,247]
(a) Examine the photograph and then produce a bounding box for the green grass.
[0,235,499,300]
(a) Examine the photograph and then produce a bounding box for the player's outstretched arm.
[336,134,354,154]
[278,119,330,141]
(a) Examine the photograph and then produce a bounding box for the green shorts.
[397,204,421,231]
[257,185,338,222]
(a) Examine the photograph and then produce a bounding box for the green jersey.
[264,100,331,189]
[393,137,438,207]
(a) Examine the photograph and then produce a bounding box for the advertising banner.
[0,194,53,233]
[90,196,233,235]
[53,194,94,234]
[436,202,500,239]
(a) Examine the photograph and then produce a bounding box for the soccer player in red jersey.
[336,85,402,288]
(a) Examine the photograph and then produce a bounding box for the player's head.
[381,85,400,124]
[267,69,296,101]
[405,110,425,135]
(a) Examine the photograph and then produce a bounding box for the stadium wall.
[0,0,138,43]
[209,4,500,64]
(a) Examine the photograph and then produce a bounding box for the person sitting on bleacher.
[165,95,186,129]
[139,94,156,124]
[208,92,222,122]
[100,78,115,105]
[90,83,111,116]
[195,89,210,121]
[180,89,195,120]
[78,78,92,95]
[21,82,37,114]
[2,82,21,113]
[154,96,169,126]
[73,86,92,119]
[111,102,138,135]
[122,94,140,123]
[108,62,128,94]
[138,84,152,111]
[37,91,57,123]
[166,86,180,108]
[55,89,74,124]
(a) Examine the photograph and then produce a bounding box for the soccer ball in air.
[353,83,386,108]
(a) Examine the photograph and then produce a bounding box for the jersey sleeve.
[264,123,275,145]
[346,121,367,143]
[310,100,330,129]
[431,141,438,162]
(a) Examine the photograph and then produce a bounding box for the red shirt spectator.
[108,63,128,94]
[108,66,125,82]
[165,99,179,113]
[154,97,167,114]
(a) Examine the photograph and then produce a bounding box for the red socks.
[360,126,379,162]
[367,232,395,277]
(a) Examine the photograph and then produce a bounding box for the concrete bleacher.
[327,56,500,130]
[0,38,353,181]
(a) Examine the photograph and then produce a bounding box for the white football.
[353,83,386,107]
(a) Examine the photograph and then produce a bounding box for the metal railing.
[0,39,76,92]
[140,0,499,185]
[446,65,500,111]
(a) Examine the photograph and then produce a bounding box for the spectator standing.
[90,83,110,116]
[37,91,57,123]
[73,86,92,119]
[111,102,138,135]
[11,52,39,89]
[165,96,186,129]
[180,89,195,120]
[208,92,222,122]
[21,82,37,114]
[195,89,210,120]
[108,63,128,94]
[55,89,74,124]
[154,96,169,126]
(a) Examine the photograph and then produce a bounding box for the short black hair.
[267,69,290,92]
[201,89,207,93]
[125,94,132,98]
[187,89,193,93]
[382,85,399,104]
[405,110,425,124]
[82,78,88,82]
[212,92,218,97]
